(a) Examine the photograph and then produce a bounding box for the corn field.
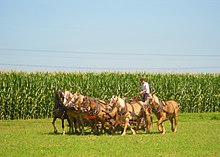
[0,71,219,119]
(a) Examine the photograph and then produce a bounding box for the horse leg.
[73,117,80,134]
[136,118,141,133]
[173,115,178,132]
[100,120,104,134]
[129,123,136,135]
[89,118,98,135]
[79,116,85,135]
[67,117,73,133]
[101,117,106,134]
[89,119,95,134]
[112,122,119,135]
[107,120,116,135]
[74,116,81,134]
[157,120,163,133]
[161,123,166,134]
[121,118,129,136]
[96,119,103,135]
[67,117,72,128]
[52,116,57,134]
[61,119,65,135]
[68,117,74,134]
[109,125,114,135]
[145,115,153,133]
[169,118,174,132]
[158,117,167,134]
[66,111,74,134]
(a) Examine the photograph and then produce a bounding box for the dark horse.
[52,89,70,134]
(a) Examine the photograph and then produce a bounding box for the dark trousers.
[142,93,149,102]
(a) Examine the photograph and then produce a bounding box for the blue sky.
[0,0,219,73]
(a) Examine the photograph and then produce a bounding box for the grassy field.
[0,113,220,157]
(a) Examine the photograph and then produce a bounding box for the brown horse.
[64,92,89,135]
[110,96,152,136]
[82,96,115,135]
[52,89,70,135]
[147,92,179,134]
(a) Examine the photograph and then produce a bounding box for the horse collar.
[159,99,166,106]
[119,100,128,115]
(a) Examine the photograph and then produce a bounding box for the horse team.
[52,89,179,136]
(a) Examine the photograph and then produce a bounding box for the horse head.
[150,92,160,106]
[110,95,126,113]
[66,92,86,111]
[54,89,64,108]
[63,91,74,105]
[80,96,91,112]
[109,95,118,108]
[82,97,103,114]
[74,92,84,104]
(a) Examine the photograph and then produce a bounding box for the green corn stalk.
[0,71,219,120]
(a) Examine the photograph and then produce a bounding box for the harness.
[93,101,101,115]
[104,101,117,119]
[83,98,104,115]
[152,99,173,114]
[137,101,145,110]
[130,103,135,116]
[157,99,166,112]
[118,100,128,115]
[119,100,141,117]
[133,101,149,118]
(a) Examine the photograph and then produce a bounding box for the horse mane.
[54,89,64,109]
[75,94,85,104]
[99,99,106,104]
[152,94,160,105]
[70,92,73,98]
[65,91,73,98]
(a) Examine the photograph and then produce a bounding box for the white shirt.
[141,82,150,94]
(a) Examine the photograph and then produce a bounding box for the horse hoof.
[62,131,65,135]
[54,130,57,134]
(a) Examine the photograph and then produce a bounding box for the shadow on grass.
[45,131,92,136]
[44,129,161,136]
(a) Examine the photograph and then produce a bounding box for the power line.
[0,48,220,57]
[0,63,219,71]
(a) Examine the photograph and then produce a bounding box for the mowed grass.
[0,113,219,157]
